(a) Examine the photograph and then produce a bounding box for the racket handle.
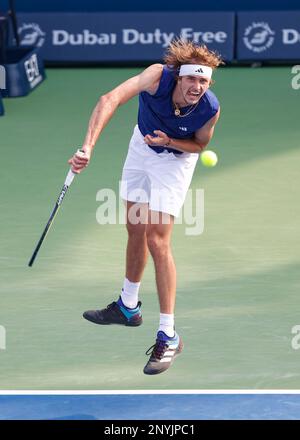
[64,169,75,187]
[65,149,86,186]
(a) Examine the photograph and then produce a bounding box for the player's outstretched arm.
[69,64,163,173]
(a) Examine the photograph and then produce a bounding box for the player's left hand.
[144,130,170,147]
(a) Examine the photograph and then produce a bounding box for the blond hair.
[164,39,224,71]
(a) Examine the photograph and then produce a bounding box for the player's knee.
[146,231,169,257]
[126,221,147,237]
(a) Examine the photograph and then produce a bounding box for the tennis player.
[69,39,222,375]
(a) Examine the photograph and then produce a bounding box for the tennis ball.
[201,150,218,167]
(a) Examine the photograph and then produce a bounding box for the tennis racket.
[28,150,84,267]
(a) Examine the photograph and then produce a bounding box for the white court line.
[1,390,300,395]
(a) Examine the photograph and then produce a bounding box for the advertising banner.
[237,11,300,60]
[1,47,46,97]
[16,12,235,62]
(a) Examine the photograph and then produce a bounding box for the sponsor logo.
[24,53,43,89]
[282,29,300,44]
[19,23,46,47]
[179,127,188,131]
[195,68,204,73]
[57,186,68,205]
[53,30,117,46]
[243,22,275,53]
[50,27,228,48]
[123,28,227,47]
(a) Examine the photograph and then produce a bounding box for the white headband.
[179,64,213,79]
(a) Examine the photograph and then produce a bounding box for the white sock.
[120,278,141,309]
[159,313,175,338]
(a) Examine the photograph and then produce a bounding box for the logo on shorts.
[179,126,188,131]
[243,22,275,53]
[19,23,46,47]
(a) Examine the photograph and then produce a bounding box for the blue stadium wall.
[3,1,300,63]
[13,0,300,12]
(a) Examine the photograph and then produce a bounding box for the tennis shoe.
[143,331,183,375]
[83,297,142,327]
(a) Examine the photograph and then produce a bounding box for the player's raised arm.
[68,64,163,173]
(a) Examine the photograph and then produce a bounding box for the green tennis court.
[1,66,300,389]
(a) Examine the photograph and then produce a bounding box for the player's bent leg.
[83,202,148,327]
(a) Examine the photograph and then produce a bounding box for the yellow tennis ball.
[201,150,218,167]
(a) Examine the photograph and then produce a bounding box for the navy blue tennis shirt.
[138,65,219,154]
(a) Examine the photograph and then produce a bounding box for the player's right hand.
[68,148,91,174]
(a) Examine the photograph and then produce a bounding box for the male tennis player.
[69,39,222,375]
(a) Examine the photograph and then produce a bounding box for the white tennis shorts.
[120,125,199,217]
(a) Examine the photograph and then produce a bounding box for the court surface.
[1,66,300,396]
[1,393,300,420]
